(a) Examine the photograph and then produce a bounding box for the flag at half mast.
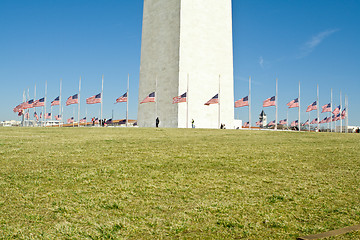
[116,92,128,103]
[235,96,249,108]
[55,115,61,120]
[51,96,60,106]
[291,120,298,127]
[321,103,331,113]
[310,118,318,124]
[263,96,276,107]
[204,94,219,105]
[66,94,78,106]
[279,119,287,125]
[332,105,341,115]
[140,92,155,104]
[34,98,45,107]
[306,101,317,112]
[86,93,101,104]
[173,92,187,104]
[287,98,299,108]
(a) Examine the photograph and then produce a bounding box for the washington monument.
[138,0,234,128]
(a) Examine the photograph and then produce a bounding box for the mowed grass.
[0,127,359,239]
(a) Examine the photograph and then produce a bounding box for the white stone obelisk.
[138,0,234,128]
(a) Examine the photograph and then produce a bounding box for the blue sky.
[1,0,359,126]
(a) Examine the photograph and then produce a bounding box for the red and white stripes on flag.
[51,96,60,106]
[140,92,155,104]
[287,98,299,108]
[291,120,298,127]
[268,120,276,126]
[66,94,78,106]
[235,96,249,108]
[310,118,318,124]
[279,119,287,125]
[256,120,262,126]
[306,101,317,112]
[243,122,250,128]
[204,94,219,105]
[55,115,61,120]
[321,103,331,113]
[173,92,187,104]
[46,113,51,119]
[341,108,346,119]
[319,117,327,124]
[332,105,340,115]
[263,96,276,107]
[302,120,309,126]
[116,92,128,103]
[34,112,39,121]
[34,98,45,107]
[80,117,87,123]
[23,99,34,109]
[67,117,74,124]
[86,93,101,104]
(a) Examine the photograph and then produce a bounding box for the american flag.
[243,121,250,128]
[55,115,61,120]
[39,112,42,118]
[332,105,340,115]
[235,96,249,108]
[13,103,24,112]
[173,92,187,104]
[18,110,24,116]
[302,120,309,126]
[255,120,262,126]
[95,117,99,124]
[279,119,287,125]
[140,92,156,104]
[33,98,45,107]
[291,120,298,127]
[86,93,101,104]
[319,117,327,124]
[331,115,336,122]
[326,116,332,123]
[67,117,74,124]
[334,114,341,121]
[268,120,276,126]
[24,112,30,119]
[51,96,60,106]
[34,112,39,121]
[80,117,87,123]
[287,98,299,108]
[341,108,346,119]
[66,94,78,106]
[46,113,51,119]
[263,96,276,107]
[306,101,317,112]
[105,119,113,124]
[310,118,318,124]
[321,103,331,113]
[204,94,219,105]
[116,92,128,103]
[23,99,34,109]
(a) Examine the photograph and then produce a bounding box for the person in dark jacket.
[156,117,159,128]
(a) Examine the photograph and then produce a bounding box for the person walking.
[156,117,160,128]
[192,119,195,128]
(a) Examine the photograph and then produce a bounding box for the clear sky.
[1,0,359,126]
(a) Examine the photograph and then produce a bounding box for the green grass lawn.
[0,127,359,239]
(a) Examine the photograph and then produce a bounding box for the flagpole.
[186,73,189,128]
[34,84,37,127]
[286,109,289,130]
[249,76,251,129]
[317,84,320,132]
[59,79,62,127]
[27,88,30,127]
[308,112,310,132]
[73,105,75,127]
[298,81,300,132]
[340,91,342,133]
[346,95,349,133]
[126,74,129,127]
[44,81,47,127]
[155,75,158,127]
[218,74,221,129]
[275,78,278,130]
[78,76,81,127]
[330,88,333,132]
[101,75,104,126]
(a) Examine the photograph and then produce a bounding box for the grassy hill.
[0,127,359,239]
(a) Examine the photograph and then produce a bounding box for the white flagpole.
[126,74,129,127]
[346,95,349,133]
[155,75,158,126]
[73,105,75,127]
[340,91,342,133]
[27,88,30,127]
[298,81,301,132]
[44,81,47,127]
[78,76,81,127]
[249,76,251,129]
[275,78,278,130]
[286,109,289,130]
[34,84,37,126]
[101,75,104,126]
[59,79,62,127]
[317,84,320,132]
[308,112,310,132]
[186,73,189,128]
[330,88,333,132]
[218,74,221,129]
